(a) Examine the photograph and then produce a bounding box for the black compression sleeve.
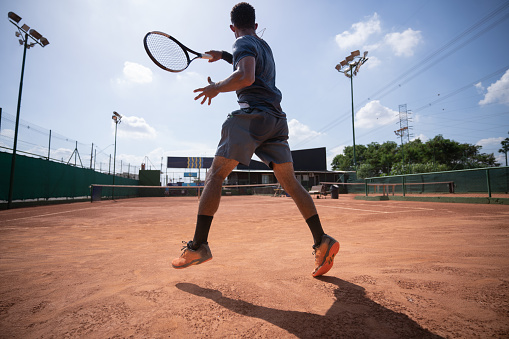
[221,51,233,64]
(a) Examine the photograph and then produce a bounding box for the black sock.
[306,214,325,246]
[192,215,213,249]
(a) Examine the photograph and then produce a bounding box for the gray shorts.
[215,107,293,167]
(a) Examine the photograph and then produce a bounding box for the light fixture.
[8,12,21,23]
[40,37,49,46]
[29,29,42,40]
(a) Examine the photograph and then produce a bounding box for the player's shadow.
[176,276,444,338]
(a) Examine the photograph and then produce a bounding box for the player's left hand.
[194,77,219,105]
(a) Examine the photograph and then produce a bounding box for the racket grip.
[201,53,213,59]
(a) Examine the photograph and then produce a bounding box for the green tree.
[499,132,509,166]
[331,134,498,175]
[331,145,367,171]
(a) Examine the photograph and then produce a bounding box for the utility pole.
[394,104,413,173]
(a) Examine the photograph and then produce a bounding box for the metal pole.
[112,122,118,199]
[486,168,491,198]
[7,32,28,209]
[90,143,93,168]
[350,67,356,169]
[47,130,51,160]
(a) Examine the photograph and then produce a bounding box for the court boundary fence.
[322,166,509,198]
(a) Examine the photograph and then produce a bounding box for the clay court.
[0,195,508,338]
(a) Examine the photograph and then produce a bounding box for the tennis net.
[321,181,455,196]
[90,183,281,202]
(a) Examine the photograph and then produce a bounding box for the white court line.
[331,202,435,211]
[0,207,98,223]
[314,204,428,214]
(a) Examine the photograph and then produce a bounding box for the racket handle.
[201,53,213,59]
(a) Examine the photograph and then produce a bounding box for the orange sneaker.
[172,241,212,269]
[312,234,339,277]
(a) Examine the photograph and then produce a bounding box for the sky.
[1,0,509,181]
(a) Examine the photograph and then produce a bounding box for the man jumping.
[171,2,339,277]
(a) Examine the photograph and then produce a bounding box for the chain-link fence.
[0,109,140,178]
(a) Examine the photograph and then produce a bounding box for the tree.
[499,132,509,167]
[331,135,498,175]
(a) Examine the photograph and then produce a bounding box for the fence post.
[47,130,51,160]
[90,143,93,168]
[402,176,406,197]
[486,168,491,198]
[365,179,368,196]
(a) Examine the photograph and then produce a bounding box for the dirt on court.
[0,195,508,338]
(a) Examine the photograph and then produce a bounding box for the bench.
[309,185,326,198]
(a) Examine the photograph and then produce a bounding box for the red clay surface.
[0,195,508,338]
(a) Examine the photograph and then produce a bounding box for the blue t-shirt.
[232,35,285,118]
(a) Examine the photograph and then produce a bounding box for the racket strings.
[146,34,188,71]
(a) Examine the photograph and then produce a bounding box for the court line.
[331,202,435,211]
[0,207,99,223]
[314,204,428,214]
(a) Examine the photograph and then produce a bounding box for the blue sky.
[1,0,508,177]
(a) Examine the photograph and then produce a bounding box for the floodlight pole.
[335,50,368,170]
[349,67,357,168]
[112,112,122,200]
[7,12,49,209]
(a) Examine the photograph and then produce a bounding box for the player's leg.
[272,162,317,220]
[172,156,238,269]
[272,162,339,277]
[198,156,239,216]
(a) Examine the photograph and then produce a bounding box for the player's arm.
[205,50,233,64]
[193,56,255,105]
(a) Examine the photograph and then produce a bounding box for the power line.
[297,2,509,149]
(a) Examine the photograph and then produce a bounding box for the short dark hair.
[231,2,256,29]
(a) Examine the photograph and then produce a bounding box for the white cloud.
[365,55,381,69]
[384,28,422,57]
[118,61,153,85]
[356,100,399,128]
[479,69,509,106]
[1,128,14,139]
[474,82,485,94]
[411,134,429,142]
[116,115,157,139]
[288,119,322,145]
[476,137,504,149]
[335,13,381,50]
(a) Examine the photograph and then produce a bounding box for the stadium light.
[335,50,369,169]
[8,12,21,23]
[111,111,122,199]
[7,12,50,209]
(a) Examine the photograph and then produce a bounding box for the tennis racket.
[143,31,212,73]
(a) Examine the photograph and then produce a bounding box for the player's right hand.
[205,50,222,62]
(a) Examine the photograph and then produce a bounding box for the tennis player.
[172,2,339,277]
